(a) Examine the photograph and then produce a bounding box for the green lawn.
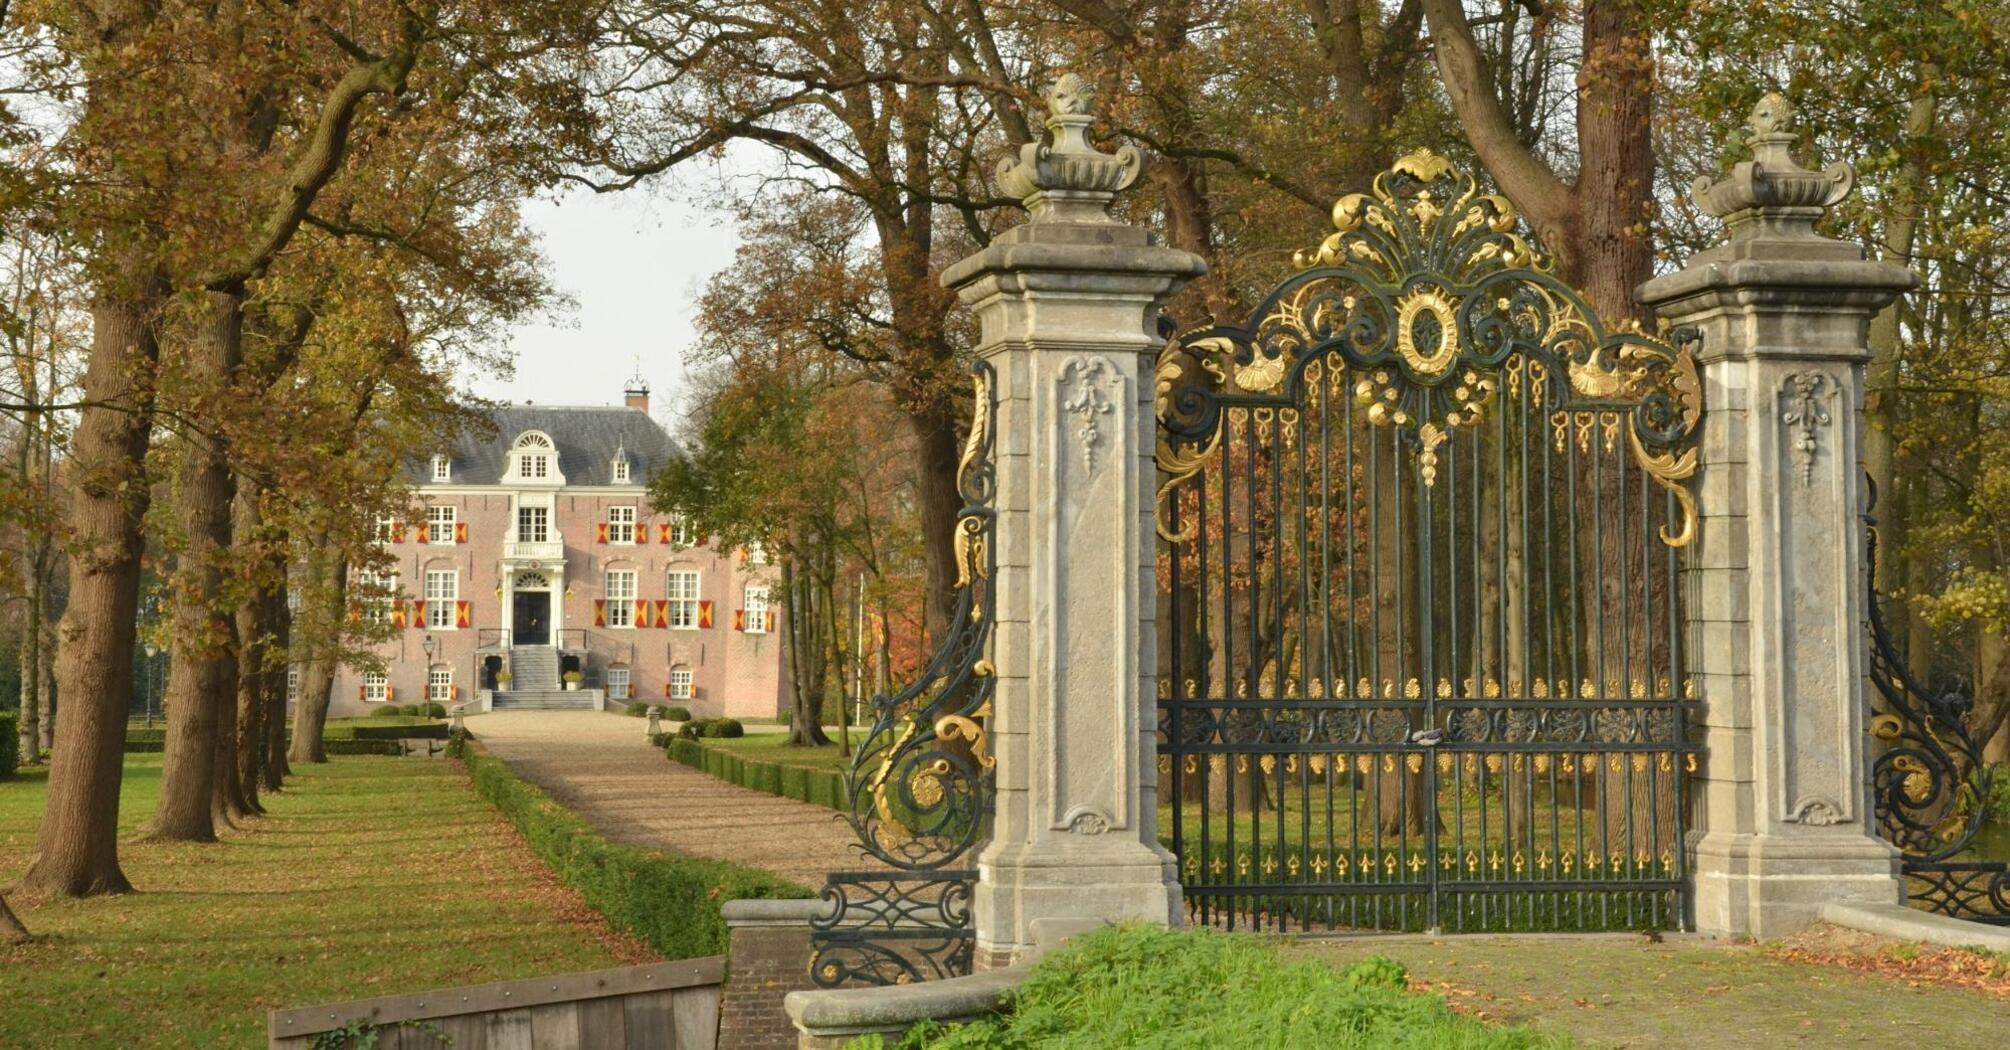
[702,732,860,773]
[0,755,641,1049]
[1301,936,2010,1049]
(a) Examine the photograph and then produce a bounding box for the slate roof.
[412,404,679,487]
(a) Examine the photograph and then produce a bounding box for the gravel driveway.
[467,709,865,890]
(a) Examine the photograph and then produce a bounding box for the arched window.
[427,665,453,704]
[511,431,556,481]
[430,454,451,482]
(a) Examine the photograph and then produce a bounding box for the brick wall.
[718,900,824,1050]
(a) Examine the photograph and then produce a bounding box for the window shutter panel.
[358,685,364,700]
[410,600,425,628]
[698,600,714,628]
[593,599,606,627]
[451,686,460,701]
[634,598,649,626]
[390,603,406,629]
[387,686,396,701]
[764,610,776,633]
[455,521,468,544]
[654,600,668,628]
[733,609,745,632]
[596,522,609,544]
[456,600,471,629]
[416,524,430,544]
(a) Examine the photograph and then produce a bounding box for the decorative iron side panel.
[1867,499,2010,925]
[809,364,998,985]
[1153,150,1704,933]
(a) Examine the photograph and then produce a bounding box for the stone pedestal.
[1638,94,1915,938]
[939,75,1206,965]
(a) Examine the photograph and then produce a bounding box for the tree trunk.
[907,398,963,649]
[149,288,249,840]
[785,558,833,747]
[0,894,28,944]
[288,543,344,765]
[18,270,163,898]
[262,576,292,791]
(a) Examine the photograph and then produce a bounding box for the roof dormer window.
[431,454,451,483]
[509,431,560,484]
[612,443,631,483]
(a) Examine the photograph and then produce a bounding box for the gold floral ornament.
[1153,145,1703,548]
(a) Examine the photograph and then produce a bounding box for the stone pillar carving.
[941,74,1206,964]
[1638,94,1916,938]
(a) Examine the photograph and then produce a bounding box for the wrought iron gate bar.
[808,365,999,985]
[1867,493,2010,925]
[1155,150,1702,934]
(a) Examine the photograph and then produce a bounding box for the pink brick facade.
[323,400,789,721]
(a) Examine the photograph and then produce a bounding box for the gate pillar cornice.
[1638,93,1915,939]
[941,72,1205,967]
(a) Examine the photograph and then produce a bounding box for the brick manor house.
[320,376,789,720]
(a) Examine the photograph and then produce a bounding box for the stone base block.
[1690,830,1902,939]
[973,840,1181,965]
[786,967,1025,1049]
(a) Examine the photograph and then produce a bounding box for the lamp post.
[143,641,158,728]
[421,634,438,715]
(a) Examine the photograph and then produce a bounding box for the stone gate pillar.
[941,74,1205,966]
[1638,95,1915,938]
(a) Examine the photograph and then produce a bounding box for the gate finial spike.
[995,72,1143,223]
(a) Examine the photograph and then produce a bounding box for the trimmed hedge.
[463,747,810,959]
[123,722,447,752]
[0,712,18,778]
[666,738,850,812]
[675,717,745,739]
[661,706,692,722]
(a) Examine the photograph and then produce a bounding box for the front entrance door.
[513,590,551,646]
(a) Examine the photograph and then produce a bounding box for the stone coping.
[1820,901,2010,953]
[722,897,826,927]
[784,967,1026,1039]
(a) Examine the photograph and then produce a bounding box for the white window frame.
[425,570,458,629]
[373,514,395,545]
[431,454,451,482]
[363,671,389,703]
[612,457,631,483]
[667,570,701,630]
[746,541,767,566]
[744,584,770,634]
[607,505,636,545]
[517,505,549,543]
[607,667,631,700]
[668,515,696,548]
[357,569,396,625]
[287,668,299,704]
[606,569,637,629]
[524,453,549,479]
[669,669,693,701]
[426,504,457,544]
[428,665,453,704]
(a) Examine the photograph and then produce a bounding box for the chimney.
[623,371,650,414]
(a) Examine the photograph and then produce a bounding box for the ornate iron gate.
[1154,152,1703,933]
[808,365,997,985]
[1868,503,2010,923]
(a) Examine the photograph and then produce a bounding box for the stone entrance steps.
[491,689,601,711]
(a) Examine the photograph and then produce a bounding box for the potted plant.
[563,670,583,691]
[496,669,513,690]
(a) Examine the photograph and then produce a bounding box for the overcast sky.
[482,180,741,432]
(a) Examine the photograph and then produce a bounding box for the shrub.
[674,716,744,739]
[662,706,692,722]
[865,925,1572,1050]
[445,726,470,759]
[0,713,18,778]
[424,702,448,719]
[624,701,651,717]
[462,749,808,958]
[371,706,407,718]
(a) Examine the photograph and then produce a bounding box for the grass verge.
[464,746,810,960]
[863,924,1571,1049]
[0,754,641,1049]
